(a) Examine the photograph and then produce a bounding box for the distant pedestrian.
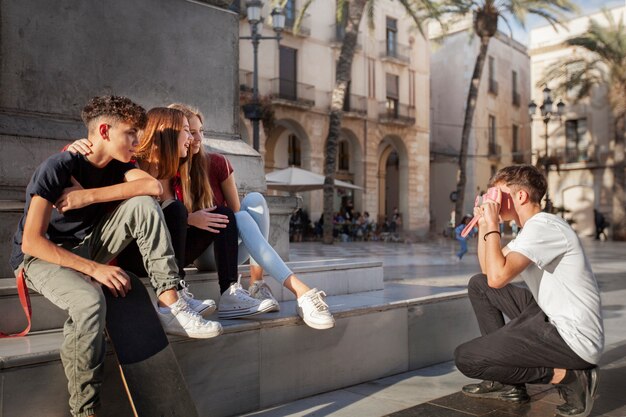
[594,209,609,241]
[455,215,475,260]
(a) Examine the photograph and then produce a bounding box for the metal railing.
[378,101,415,125]
[513,91,521,106]
[512,151,525,164]
[341,93,367,116]
[269,78,315,106]
[239,70,253,91]
[559,147,592,164]
[488,142,501,159]
[379,40,410,63]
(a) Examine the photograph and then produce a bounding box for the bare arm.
[221,173,241,212]
[480,197,531,288]
[21,196,131,297]
[55,169,162,213]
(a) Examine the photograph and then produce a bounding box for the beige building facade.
[529,6,624,236]
[237,0,430,235]
[429,23,531,233]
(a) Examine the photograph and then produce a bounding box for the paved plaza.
[246,237,626,417]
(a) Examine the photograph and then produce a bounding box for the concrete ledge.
[0,285,478,417]
[0,259,384,334]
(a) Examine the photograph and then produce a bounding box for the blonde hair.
[168,103,213,211]
[135,108,188,184]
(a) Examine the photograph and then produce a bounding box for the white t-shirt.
[506,212,604,364]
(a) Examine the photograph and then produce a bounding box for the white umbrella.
[266,167,363,193]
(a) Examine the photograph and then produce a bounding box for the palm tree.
[442,0,575,224]
[294,0,440,244]
[540,10,626,239]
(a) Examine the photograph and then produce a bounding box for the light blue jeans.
[194,193,293,284]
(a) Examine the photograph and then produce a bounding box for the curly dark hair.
[81,95,147,130]
[489,164,547,204]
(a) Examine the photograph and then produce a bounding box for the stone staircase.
[0,259,479,417]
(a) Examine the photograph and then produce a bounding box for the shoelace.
[179,279,195,299]
[309,291,329,311]
[255,283,274,299]
[176,300,205,324]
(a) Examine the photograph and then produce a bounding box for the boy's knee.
[70,286,106,331]
[454,342,480,378]
[468,273,488,295]
[125,195,158,209]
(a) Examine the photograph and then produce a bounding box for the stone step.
[0,259,383,334]
[0,284,478,417]
[0,200,23,277]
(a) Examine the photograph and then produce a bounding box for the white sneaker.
[218,279,276,319]
[178,280,216,317]
[158,298,222,339]
[248,280,280,312]
[297,289,335,330]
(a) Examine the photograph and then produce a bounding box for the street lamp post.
[240,0,285,152]
[528,86,565,213]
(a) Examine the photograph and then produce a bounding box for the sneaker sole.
[218,302,277,319]
[165,325,223,339]
[296,307,336,330]
[196,304,217,317]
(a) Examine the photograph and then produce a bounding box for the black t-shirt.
[10,152,135,270]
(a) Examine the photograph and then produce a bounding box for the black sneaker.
[555,368,599,417]
[462,381,530,404]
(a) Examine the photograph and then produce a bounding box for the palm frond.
[294,0,314,35]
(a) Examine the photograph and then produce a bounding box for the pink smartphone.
[460,187,499,238]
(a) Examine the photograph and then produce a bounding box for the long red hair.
[168,103,214,211]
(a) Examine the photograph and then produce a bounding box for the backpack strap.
[0,269,32,338]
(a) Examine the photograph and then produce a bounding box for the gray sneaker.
[297,288,335,330]
[218,280,276,319]
[158,298,222,339]
[248,280,280,312]
[178,280,216,317]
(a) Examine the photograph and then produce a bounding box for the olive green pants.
[22,196,180,417]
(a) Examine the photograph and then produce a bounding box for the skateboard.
[104,274,199,417]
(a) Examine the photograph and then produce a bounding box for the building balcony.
[513,91,521,107]
[330,93,367,117]
[378,102,415,126]
[239,70,253,92]
[269,78,315,107]
[488,142,501,160]
[488,79,498,95]
[512,151,525,164]
[379,40,410,64]
[283,11,311,37]
[329,24,361,49]
[559,147,593,164]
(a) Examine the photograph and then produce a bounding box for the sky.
[505,0,624,45]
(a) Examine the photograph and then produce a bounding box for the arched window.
[288,134,301,166]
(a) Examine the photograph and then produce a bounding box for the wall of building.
[529,6,624,236]
[239,0,431,236]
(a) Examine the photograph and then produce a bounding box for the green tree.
[294,0,440,244]
[442,0,575,224]
[541,10,626,239]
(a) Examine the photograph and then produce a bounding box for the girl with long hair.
[168,103,334,330]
